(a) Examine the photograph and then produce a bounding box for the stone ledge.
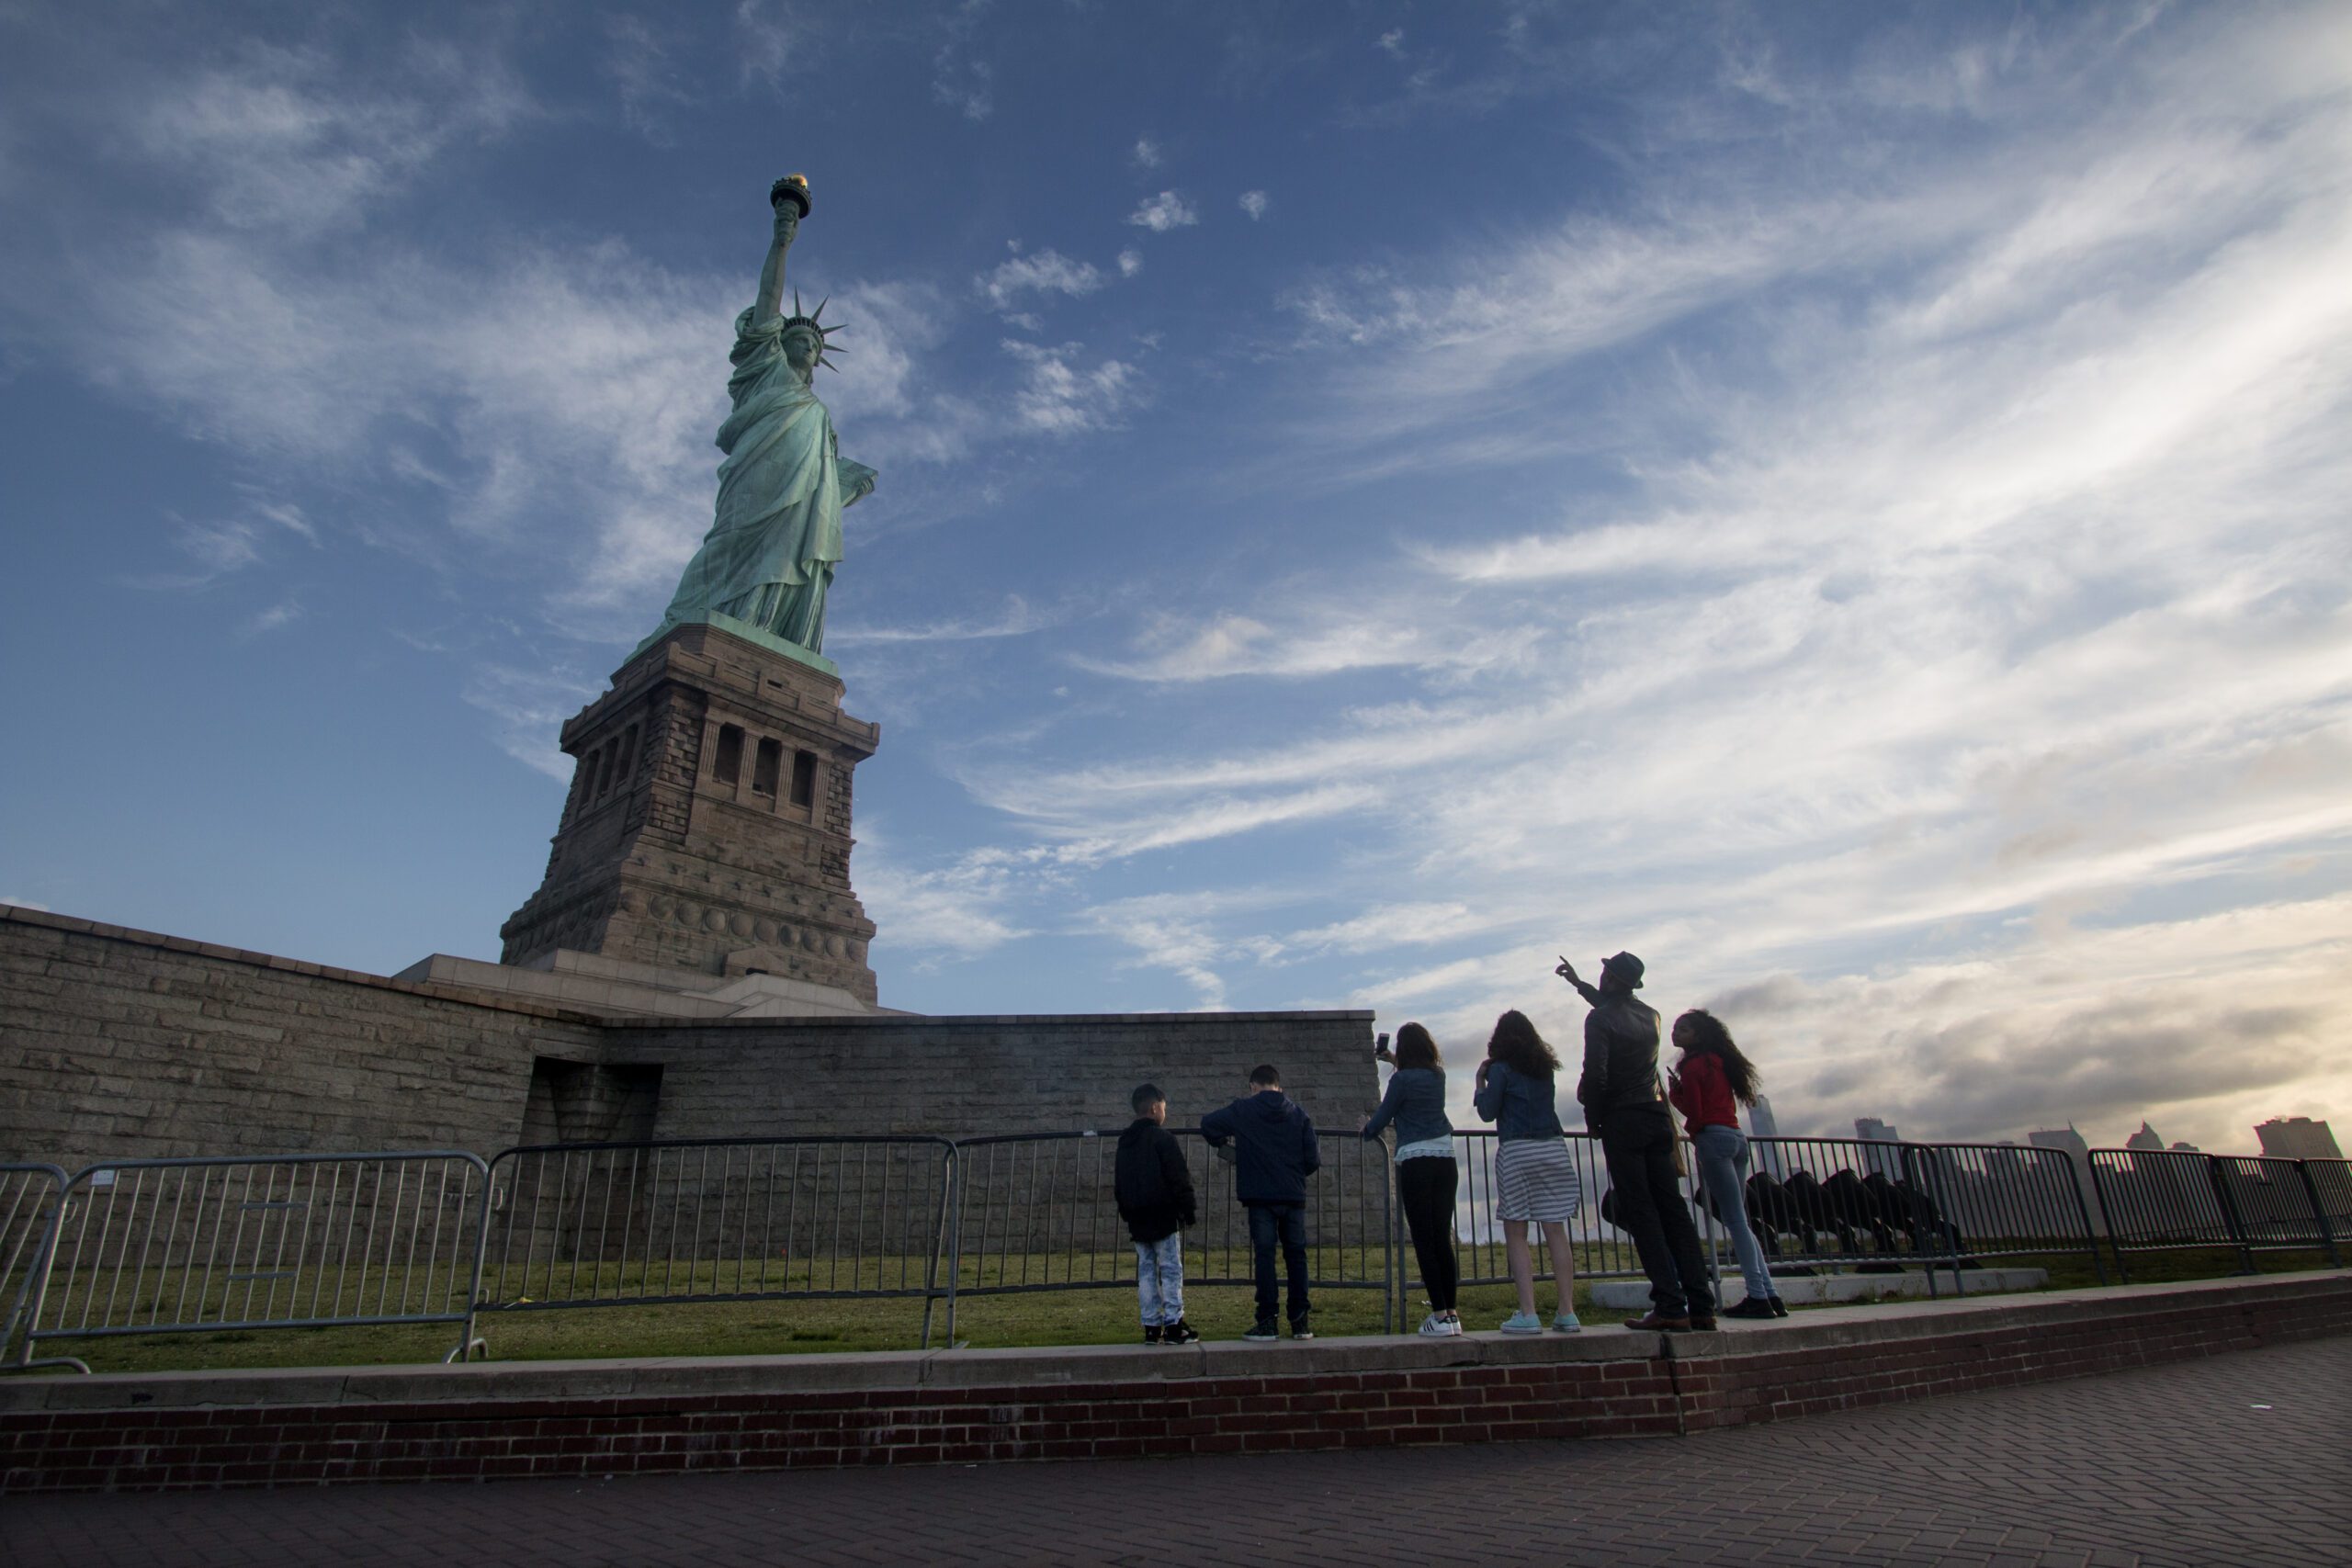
[3,1271,2344,1492]
[6,1270,2343,1418]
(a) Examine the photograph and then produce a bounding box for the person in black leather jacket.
[1564,952,1717,1331]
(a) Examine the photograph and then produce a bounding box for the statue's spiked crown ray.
[781,288,847,372]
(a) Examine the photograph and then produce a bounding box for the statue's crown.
[780,290,845,372]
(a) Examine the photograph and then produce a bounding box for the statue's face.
[782,329,821,375]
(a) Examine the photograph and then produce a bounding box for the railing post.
[447,1153,495,1363]
[3,1166,81,1374]
[2089,1155,2131,1284]
[941,1140,965,1348]
[1901,1144,1955,1299]
[2290,1160,2340,1269]
[1381,1145,1396,1336]
[2066,1151,2108,1288]
[2204,1156,2257,1274]
[920,1141,955,1350]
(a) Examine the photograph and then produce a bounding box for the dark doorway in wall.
[519,1058,664,1146]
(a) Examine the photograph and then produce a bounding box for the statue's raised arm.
[752,175,808,329]
[641,174,874,664]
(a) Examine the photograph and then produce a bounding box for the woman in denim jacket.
[1473,1010,1583,1335]
[1363,1023,1461,1335]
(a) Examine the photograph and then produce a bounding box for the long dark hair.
[1486,1010,1560,1079]
[1393,1021,1442,1072]
[1674,1009,1759,1104]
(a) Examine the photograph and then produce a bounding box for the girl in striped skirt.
[1473,1010,1582,1334]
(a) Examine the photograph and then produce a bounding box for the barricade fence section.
[2089,1149,2344,1280]
[1710,1135,1962,1286]
[20,1153,490,1368]
[1902,1143,2105,1291]
[944,1130,1391,1341]
[473,1136,956,1348]
[2304,1159,2352,1247]
[7,1134,2348,1371]
[2,1164,72,1371]
[1437,1131,1702,1296]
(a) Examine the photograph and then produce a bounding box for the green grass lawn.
[11,1241,2337,1377]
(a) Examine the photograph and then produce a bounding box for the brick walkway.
[6,1337,2347,1567]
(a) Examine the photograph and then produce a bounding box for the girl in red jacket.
[1666,1010,1784,1320]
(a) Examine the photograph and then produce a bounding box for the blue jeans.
[1134,1233,1185,1326]
[1693,1124,1773,1302]
[1246,1202,1309,1325]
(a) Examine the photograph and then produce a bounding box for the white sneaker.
[1418,1313,1462,1337]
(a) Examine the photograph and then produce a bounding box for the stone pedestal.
[500,618,880,1004]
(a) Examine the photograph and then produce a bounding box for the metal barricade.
[1714,1135,1961,1289]
[1385,1130,1719,1326]
[1902,1143,2104,1292]
[20,1152,490,1368]
[3,1164,79,1372]
[472,1136,957,1349]
[2301,1158,2351,1266]
[2086,1148,2337,1280]
[943,1129,1393,1342]
[1438,1130,1659,1290]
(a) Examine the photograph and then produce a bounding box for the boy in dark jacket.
[1201,1064,1321,1341]
[1115,1084,1200,1345]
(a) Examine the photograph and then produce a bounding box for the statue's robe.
[657,310,875,653]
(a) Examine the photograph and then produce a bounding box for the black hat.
[1601,952,1645,988]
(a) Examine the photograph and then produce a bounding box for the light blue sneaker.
[1552,1312,1583,1334]
[1498,1311,1544,1335]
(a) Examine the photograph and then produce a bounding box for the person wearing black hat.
[1561,952,1717,1331]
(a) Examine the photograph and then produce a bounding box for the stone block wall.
[0,908,1380,1177]
[0,908,604,1173]
[605,1011,1374,1140]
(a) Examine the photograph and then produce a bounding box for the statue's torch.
[771,174,812,220]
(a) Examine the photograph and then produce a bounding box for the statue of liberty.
[648,175,875,658]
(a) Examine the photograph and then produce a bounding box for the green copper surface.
[647,179,874,659]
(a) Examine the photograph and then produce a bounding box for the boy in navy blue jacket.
[1114,1083,1200,1345]
[1201,1064,1321,1340]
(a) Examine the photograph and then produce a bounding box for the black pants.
[1601,1108,1715,1319]
[1246,1202,1310,1325]
[1396,1156,1460,1311]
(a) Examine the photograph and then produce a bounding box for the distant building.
[1748,1095,1789,1179]
[2168,1140,2200,1154]
[1855,1117,1903,1180]
[2255,1117,2343,1160]
[2124,1122,2167,1153]
[2028,1125,2106,1235]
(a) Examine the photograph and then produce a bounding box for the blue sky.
[3,1,2348,1155]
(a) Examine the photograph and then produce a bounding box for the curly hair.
[1673,1009,1760,1104]
[1486,1010,1561,1078]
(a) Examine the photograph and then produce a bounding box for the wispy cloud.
[898,9,2352,1149]
[978,246,1103,310]
[1238,189,1269,220]
[1126,190,1198,232]
[932,0,994,121]
[239,599,304,638]
[1001,340,1140,434]
[829,596,1060,646]
[1131,136,1161,168]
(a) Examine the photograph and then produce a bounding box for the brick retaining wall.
[4,1272,2345,1494]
